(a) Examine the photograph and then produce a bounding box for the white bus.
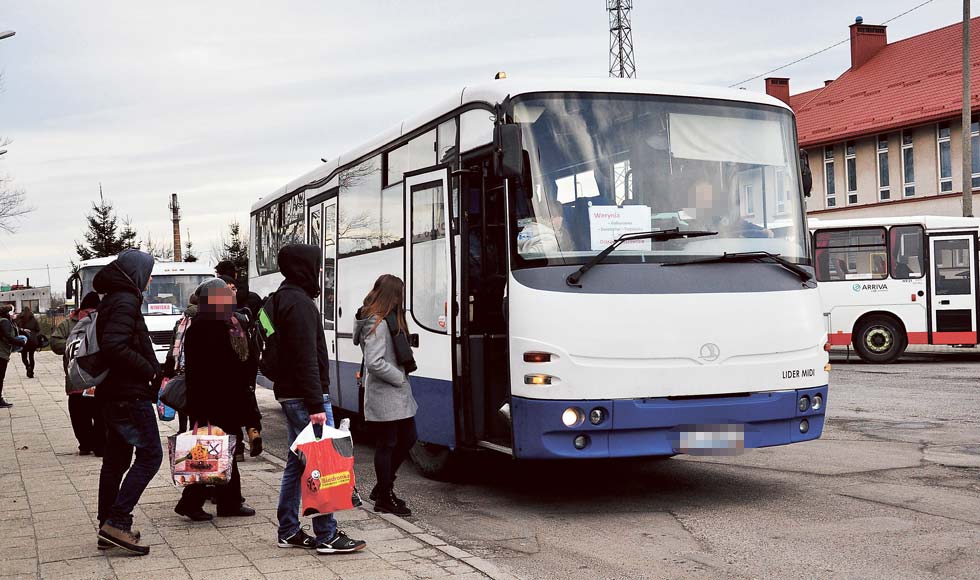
[249,77,828,474]
[811,215,980,363]
[66,258,214,364]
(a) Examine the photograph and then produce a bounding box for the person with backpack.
[51,292,104,456]
[15,306,41,379]
[93,249,162,556]
[353,274,418,517]
[174,279,257,521]
[270,243,366,554]
[0,305,26,409]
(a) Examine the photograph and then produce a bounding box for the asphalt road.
[255,352,980,580]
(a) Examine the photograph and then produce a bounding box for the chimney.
[849,16,887,70]
[824,80,834,86]
[764,77,791,105]
[169,193,182,262]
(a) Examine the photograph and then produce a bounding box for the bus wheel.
[853,316,907,363]
[409,441,456,481]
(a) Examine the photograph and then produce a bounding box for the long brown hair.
[361,274,407,335]
[16,306,35,326]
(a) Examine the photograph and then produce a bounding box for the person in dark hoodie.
[15,306,41,378]
[174,278,257,521]
[273,243,366,555]
[51,292,104,456]
[94,249,162,556]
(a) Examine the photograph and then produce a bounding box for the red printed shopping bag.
[290,422,360,515]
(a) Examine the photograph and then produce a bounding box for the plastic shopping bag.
[290,422,360,515]
[168,425,236,487]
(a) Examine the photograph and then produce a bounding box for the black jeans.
[372,417,417,491]
[98,400,163,530]
[20,349,35,377]
[177,454,241,512]
[68,393,105,454]
[0,358,7,398]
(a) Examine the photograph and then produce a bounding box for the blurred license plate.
[676,424,745,455]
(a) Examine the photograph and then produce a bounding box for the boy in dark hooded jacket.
[93,249,162,556]
[273,244,366,555]
[51,291,104,456]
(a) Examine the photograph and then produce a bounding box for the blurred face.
[202,286,235,319]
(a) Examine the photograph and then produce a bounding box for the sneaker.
[278,527,316,549]
[373,490,411,517]
[174,505,214,522]
[247,428,263,457]
[98,528,140,549]
[0,399,12,409]
[98,523,149,556]
[216,504,255,518]
[316,530,367,554]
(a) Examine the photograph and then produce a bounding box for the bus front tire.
[409,441,456,481]
[853,316,907,364]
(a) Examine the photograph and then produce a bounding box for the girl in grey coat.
[353,274,417,517]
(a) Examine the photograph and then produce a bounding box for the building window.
[902,131,915,197]
[845,141,858,204]
[742,184,755,215]
[938,123,953,193]
[877,135,890,200]
[972,118,980,190]
[824,146,836,208]
[775,171,788,215]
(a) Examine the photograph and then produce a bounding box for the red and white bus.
[810,215,980,362]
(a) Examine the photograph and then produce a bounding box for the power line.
[0,265,73,273]
[728,0,937,88]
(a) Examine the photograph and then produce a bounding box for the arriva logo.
[852,283,889,292]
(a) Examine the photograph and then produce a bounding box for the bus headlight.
[562,407,584,428]
[812,394,823,411]
[798,395,810,412]
[589,408,606,425]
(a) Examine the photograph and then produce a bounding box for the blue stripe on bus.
[510,386,828,460]
[335,361,455,449]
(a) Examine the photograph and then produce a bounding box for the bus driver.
[516,197,574,256]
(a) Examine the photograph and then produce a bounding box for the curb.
[257,448,521,580]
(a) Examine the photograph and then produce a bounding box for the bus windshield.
[142,275,211,315]
[510,93,808,268]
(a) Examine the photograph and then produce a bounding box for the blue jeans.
[98,400,163,530]
[277,395,336,543]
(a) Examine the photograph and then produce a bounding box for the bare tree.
[0,174,32,234]
[141,233,174,261]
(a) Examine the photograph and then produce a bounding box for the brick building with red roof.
[765,16,980,218]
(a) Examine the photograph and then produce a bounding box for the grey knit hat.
[194,277,228,298]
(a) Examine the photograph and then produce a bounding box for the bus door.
[405,168,456,448]
[928,234,978,344]
[308,196,340,400]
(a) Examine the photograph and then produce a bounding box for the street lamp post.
[0,31,15,41]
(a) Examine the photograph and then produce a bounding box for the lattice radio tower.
[608,0,636,78]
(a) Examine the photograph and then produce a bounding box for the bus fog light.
[562,407,584,428]
[589,408,606,425]
[573,435,590,450]
[799,418,810,434]
[525,374,552,386]
[812,394,823,411]
[798,395,810,412]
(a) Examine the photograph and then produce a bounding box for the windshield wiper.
[662,251,813,283]
[565,229,717,287]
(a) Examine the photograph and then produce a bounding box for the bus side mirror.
[800,149,813,198]
[494,124,524,179]
[65,278,74,300]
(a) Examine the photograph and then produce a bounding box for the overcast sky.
[0,0,969,294]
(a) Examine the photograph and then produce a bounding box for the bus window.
[889,225,924,279]
[934,239,972,295]
[459,109,494,153]
[814,228,887,281]
[411,181,447,332]
[338,157,383,257]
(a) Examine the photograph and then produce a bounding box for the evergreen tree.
[184,233,199,262]
[220,221,249,280]
[75,188,140,260]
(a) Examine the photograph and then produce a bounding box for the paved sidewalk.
[0,353,506,580]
